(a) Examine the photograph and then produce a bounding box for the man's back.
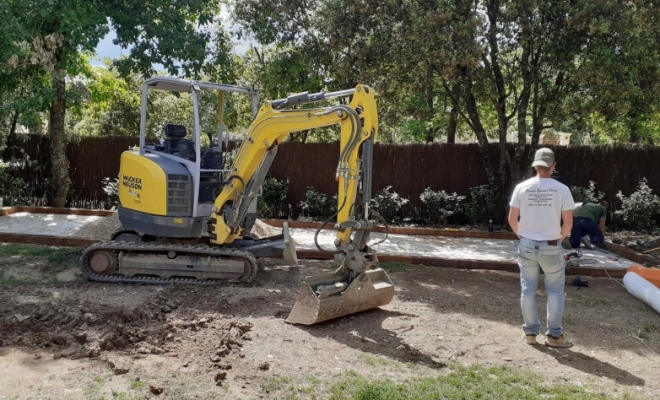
[511,177,574,241]
[575,203,606,222]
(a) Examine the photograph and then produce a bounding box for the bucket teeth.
[286,268,394,325]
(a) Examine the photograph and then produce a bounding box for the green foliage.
[72,63,142,138]
[107,1,223,78]
[102,176,120,210]
[1,0,228,205]
[299,186,336,220]
[399,120,431,143]
[370,186,409,224]
[0,161,28,206]
[615,179,660,233]
[466,185,495,224]
[570,180,606,204]
[419,188,465,225]
[257,176,289,219]
[230,0,314,45]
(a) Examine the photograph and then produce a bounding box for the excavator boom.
[209,85,394,324]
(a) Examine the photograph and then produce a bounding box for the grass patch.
[328,364,626,400]
[158,377,221,400]
[0,271,33,286]
[0,243,78,261]
[263,364,636,400]
[130,377,146,391]
[569,295,611,307]
[359,354,391,367]
[84,374,109,398]
[643,323,659,333]
[380,262,407,272]
[262,376,293,392]
[0,244,81,284]
[82,372,150,400]
[106,391,146,400]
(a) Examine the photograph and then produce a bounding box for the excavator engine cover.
[286,268,394,325]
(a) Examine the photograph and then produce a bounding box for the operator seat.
[163,124,195,161]
[200,148,222,181]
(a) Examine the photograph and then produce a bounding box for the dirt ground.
[0,246,659,399]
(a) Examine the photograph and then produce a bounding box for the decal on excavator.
[122,175,143,190]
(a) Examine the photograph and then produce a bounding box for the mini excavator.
[80,77,394,325]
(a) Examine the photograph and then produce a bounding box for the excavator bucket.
[286,268,394,325]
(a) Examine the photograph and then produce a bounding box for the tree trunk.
[447,104,458,143]
[8,110,19,140]
[463,80,507,223]
[425,127,437,143]
[629,125,640,144]
[48,67,71,207]
[445,82,461,143]
[425,72,435,143]
[4,110,21,159]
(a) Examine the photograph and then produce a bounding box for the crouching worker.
[568,201,607,250]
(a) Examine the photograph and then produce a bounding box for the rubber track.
[80,240,258,285]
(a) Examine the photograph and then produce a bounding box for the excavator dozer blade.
[286,268,394,325]
[281,222,298,265]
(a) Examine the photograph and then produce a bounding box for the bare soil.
[0,249,659,399]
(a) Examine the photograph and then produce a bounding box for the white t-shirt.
[509,177,575,241]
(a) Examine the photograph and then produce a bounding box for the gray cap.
[532,148,555,167]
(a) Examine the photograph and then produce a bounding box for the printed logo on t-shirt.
[525,188,558,207]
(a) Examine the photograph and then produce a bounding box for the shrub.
[570,180,605,204]
[0,162,29,206]
[466,185,494,224]
[257,176,290,219]
[615,178,660,233]
[299,186,337,220]
[419,188,465,225]
[101,176,120,210]
[370,186,409,223]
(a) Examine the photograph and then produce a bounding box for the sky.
[92,30,125,65]
[92,6,249,67]
[92,29,249,67]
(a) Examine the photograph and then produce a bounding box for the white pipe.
[623,272,660,314]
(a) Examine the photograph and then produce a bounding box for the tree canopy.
[2,0,660,219]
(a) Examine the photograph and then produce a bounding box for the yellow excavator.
[80,77,394,325]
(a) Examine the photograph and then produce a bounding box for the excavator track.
[80,240,258,285]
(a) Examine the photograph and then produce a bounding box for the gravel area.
[71,215,281,241]
[71,213,122,240]
[0,212,103,236]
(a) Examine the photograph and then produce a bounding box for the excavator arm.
[209,84,394,324]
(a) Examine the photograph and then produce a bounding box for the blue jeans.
[569,217,604,248]
[517,237,567,338]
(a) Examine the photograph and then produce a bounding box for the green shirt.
[576,203,606,222]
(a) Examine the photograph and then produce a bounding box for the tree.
[565,1,660,145]
[228,0,660,221]
[311,0,660,220]
[1,0,224,206]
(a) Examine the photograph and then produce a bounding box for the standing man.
[568,201,608,250]
[508,148,575,347]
